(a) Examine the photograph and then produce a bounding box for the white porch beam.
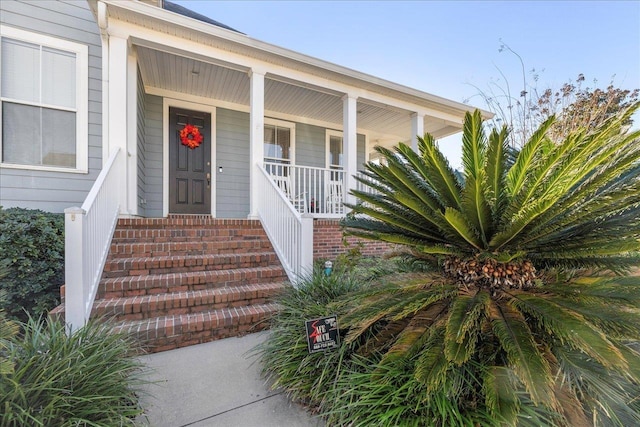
[343,94,358,207]
[107,35,129,214]
[249,69,265,219]
[411,112,424,153]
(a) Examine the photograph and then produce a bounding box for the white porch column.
[343,94,358,207]
[126,45,138,216]
[107,35,129,214]
[411,112,424,153]
[249,69,265,219]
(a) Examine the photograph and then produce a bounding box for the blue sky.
[175,0,640,168]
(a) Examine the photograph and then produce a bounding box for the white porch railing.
[264,161,346,218]
[355,171,381,196]
[64,148,123,331]
[256,165,313,283]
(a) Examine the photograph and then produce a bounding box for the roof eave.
[95,0,493,121]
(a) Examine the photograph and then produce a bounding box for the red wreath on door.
[179,124,204,149]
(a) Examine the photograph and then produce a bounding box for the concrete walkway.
[138,332,324,427]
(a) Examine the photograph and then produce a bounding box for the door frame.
[163,98,217,217]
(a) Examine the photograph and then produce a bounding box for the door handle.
[206,172,211,188]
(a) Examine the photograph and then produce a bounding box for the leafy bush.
[0,315,148,426]
[0,207,64,321]
[257,265,367,409]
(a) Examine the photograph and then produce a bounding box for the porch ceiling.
[137,46,459,145]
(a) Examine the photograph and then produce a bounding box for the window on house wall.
[326,130,344,184]
[0,27,88,172]
[264,120,294,176]
[327,131,343,170]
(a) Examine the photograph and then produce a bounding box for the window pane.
[42,107,76,167]
[264,124,291,162]
[330,135,343,167]
[2,102,75,168]
[276,127,290,160]
[2,102,41,165]
[1,38,39,103]
[264,125,278,158]
[42,46,76,108]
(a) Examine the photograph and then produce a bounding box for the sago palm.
[340,103,640,426]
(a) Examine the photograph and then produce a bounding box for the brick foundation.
[313,219,394,260]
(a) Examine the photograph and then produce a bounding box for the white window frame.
[0,26,88,173]
[264,117,295,164]
[326,129,343,170]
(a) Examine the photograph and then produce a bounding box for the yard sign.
[305,315,340,353]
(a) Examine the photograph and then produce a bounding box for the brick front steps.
[51,216,288,353]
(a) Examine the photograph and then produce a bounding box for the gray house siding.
[136,68,147,217]
[216,108,250,218]
[295,123,367,170]
[143,93,164,217]
[295,123,326,168]
[0,0,102,212]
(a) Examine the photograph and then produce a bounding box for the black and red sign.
[305,315,340,353]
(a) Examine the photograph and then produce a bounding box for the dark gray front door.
[169,107,211,214]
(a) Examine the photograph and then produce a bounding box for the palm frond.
[553,380,589,427]
[488,299,554,406]
[416,134,463,209]
[497,106,640,253]
[414,323,450,393]
[460,111,492,245]
[395,142,460,210]
[342,283,456,345]
[506,115,556,197]
[356,318,410,357]
[555,345,640,426]
[531,280,640,339]
[510,292,628,371]
[483,366,520,425]
[444,207,483,250]
[379,304,447,367]
[485,126,510,221]
[444,290,490,365]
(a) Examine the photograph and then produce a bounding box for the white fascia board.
[98,0,492,120]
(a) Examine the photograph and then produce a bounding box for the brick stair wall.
[51,216,288,353]
[313,219,395,259]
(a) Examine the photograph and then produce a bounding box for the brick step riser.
[102,263,277,283]
[98,268,288,299]
[111,229,269,241]
[112,304,278,353]
[114,219,264,229]
[102,257,281,278]
[108,241,273,258]
[93,294,278,322]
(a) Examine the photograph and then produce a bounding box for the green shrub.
[0,207,64,321]
[257,265,366,409]
[0,316,148,426]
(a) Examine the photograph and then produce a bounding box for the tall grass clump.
[0,315,148,426]
[257,263,369,411]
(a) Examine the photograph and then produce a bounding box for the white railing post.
[63,148,122,333]
[300,214,314,278]
[64,207,87,332]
